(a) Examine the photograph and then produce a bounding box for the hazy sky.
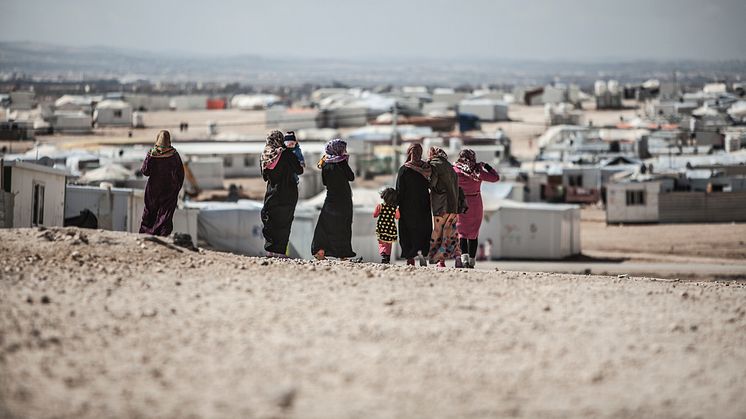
[2,0,745,61]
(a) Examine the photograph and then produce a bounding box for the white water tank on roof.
[607,80,620,95]
[594,81,607,96]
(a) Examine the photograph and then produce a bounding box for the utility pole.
[391,103,398,175]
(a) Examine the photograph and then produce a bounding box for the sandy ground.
[581,208,746,262]
[2,227,746,419]
[34,109,268,150]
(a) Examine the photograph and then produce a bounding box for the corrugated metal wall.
[659,192,746,223]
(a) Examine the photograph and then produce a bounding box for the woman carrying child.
[260,130,304,257]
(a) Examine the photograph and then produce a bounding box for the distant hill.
[1,41,745,86]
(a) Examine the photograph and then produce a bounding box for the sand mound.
[1,227,745,418]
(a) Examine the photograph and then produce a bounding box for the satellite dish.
[37,156,54,167]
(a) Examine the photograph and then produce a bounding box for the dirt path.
[1,228,745,419]
[581,208,746,261]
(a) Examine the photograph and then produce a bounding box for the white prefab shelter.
[2,161,66,228]
[53,111,92,134]
[169,95,208,111]
[266,106,319,130]
[458,99,509,121]
[605,181,661,224]
[479,200,581,260]
[184,158,225,190]
[94,100,133,127]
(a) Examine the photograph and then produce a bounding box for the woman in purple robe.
[139,130,185,236]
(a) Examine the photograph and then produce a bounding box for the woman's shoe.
[468,256,476,269]
[454,257,463,268]
[406,258,415,266]
[313,249,326,260]
[416,251,427,267]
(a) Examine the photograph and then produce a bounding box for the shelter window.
[568,174,583,187]
[625,190,645,206]
[224,157,233,168]
[113,110,122,118]
[243,156,255,167]
[32,182,45,226]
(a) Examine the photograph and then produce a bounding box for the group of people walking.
[259,129,500,269]
[392,143,500,268]
[138,129,499,269]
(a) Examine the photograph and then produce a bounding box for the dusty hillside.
[1,227,745,419]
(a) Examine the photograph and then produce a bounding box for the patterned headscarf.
[403,143,432,180]
[150,130,176,158]
[261,130,285,171]
[455,149,481,181]
[428,146,448,161]
[318,139,349,168]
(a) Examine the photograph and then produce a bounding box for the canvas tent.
[188,188,383,261]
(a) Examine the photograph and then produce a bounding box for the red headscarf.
[454,149,481,181]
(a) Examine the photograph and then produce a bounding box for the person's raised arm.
[373,204,381,218]
[481,163,500,182]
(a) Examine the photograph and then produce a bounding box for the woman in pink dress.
[454,149,499,269]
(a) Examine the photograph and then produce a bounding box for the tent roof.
[95,100,131,110]
[79,164,132,182]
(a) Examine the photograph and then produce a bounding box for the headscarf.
[318,139,349,168]
[261,130,285,171]
[454,149,481,181]
[428,146,448,161]
[150,130,176,158]
[403,143,431,180]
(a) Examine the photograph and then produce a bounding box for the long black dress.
[261,149,303,254]
[311,160,356,258]
[396,166,432,259]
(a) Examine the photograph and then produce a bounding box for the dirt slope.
[1,228,745,419]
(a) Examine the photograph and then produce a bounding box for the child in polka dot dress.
[373,188,400,264]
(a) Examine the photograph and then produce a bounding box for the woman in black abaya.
[396,143,432,266]
[311,139,356,260]
[260,130,303,257]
